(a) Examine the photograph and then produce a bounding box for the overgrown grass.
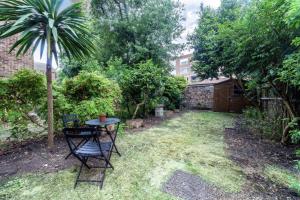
[264,165,300,195]
[0,112,245,200]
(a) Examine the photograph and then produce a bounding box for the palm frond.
[0,0,95,60]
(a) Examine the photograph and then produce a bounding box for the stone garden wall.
[183,84,214,109]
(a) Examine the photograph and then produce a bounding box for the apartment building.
[175,54,199,84]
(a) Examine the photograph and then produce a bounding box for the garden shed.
[184,78,247,113]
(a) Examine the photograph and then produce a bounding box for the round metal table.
[85,118,121,127]
[85,118,121,156]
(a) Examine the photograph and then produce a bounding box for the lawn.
[0,111,245,200]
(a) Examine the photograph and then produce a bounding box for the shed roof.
[190,77,231,86]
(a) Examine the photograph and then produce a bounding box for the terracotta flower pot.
[99,114,107,122]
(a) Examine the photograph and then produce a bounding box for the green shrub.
[291,129,300,144]
[162,76,187,110]
[0,69,46,140]
[63,71,120,101]
[119,60,166,118]
[58,56,100,80]
[40,71,122,128]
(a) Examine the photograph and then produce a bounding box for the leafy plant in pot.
[96,98,115,122]
[99,113,107,122]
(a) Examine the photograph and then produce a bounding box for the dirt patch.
[224,118,300,199]
[0,136,77,182]
[126,110,185,133]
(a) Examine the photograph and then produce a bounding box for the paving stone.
[163,170,231,200]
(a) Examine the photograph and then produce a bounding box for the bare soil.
[224,118,300,199]
[0,136,77,182]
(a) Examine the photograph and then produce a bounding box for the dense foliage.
[0,70,121,139]
[42,71,121,128]
[190,0,300,143]
[90,0,183,67]
[58,57,100,80]
[55,0,187,121]
[0,69,46,138]
[162,76,187,110]
[119,60,166,119]
[0,0,95,147]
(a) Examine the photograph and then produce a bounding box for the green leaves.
[286,0,300,28]
[48,18,54,28]
[47,71,121,127]
[279,51,300,88]
[191,0,300,89]
[0,69,46,140]
[0,0,95,61]
[91,0,183,67]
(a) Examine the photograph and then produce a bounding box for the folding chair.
[103,122,121,156]
[62,114,90,159]
[63,127,114,189]
[62,114,80,128]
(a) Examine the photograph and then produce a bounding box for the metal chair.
[62,114,89,159]
[63,127,114,189]
[62,114,80,128]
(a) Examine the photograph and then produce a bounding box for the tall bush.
[43,71,121,128]
[119,60,166,119]
[162,76,187,110]
[0,69,46,139]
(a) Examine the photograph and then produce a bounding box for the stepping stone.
[163,170,230,200]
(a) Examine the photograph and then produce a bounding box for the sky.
[34,0,221,65]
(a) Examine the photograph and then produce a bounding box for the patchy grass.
[0,111,245,200]
[264,165,300,195]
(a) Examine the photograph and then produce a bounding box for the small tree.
[0,0,94,148]
[120,60,166,119]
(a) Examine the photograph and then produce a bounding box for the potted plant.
[96,99,115,123]
[99,113,107,122]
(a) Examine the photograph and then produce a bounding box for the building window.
[180,67,189,74]
[180,58,189,65]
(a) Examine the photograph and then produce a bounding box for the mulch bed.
[0,135,77,182]
[224,117,300,199]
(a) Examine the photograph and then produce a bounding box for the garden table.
[85,118,121,156]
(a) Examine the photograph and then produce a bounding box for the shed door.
[213,84,230,112]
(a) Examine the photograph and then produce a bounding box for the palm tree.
[0,0,94,148]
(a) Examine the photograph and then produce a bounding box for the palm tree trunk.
[46,37,54,149]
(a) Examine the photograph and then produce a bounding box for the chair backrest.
[63,127,104,156]
[62,114,80,128]
[63,127,94,151]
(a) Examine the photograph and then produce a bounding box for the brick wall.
[0,35,34,77]
[183,84,214,109]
